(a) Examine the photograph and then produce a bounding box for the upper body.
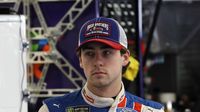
[39,17,164,112]
[39,84,164,112]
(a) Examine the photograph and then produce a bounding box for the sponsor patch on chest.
[65,105,90,112]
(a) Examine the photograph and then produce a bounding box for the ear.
[122,52,130,66]
[79,56,83,68]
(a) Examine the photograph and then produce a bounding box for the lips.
[92,71,107,76]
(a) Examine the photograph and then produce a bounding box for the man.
[39,17,164,112]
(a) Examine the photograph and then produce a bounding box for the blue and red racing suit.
[44,84,164,112]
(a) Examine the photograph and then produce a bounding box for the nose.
[94,51,104,67]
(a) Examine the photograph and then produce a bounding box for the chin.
[92,81,109,88]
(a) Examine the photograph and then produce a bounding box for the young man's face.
[79,42,129,88]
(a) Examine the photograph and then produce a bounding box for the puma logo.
[53,103,60,108]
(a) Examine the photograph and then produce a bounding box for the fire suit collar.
[81,82,125,110]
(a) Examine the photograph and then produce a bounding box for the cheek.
[108,61,122,77]
[79,55,90,68]
[80,59,91,72]
[81,64,92,79]
[108,57,123,69]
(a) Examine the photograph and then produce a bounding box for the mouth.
[92,71,107,76]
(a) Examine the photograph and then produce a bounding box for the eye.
[83,50,95,57]
[102,49,113,57]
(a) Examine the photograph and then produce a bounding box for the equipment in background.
[0,15,27,112]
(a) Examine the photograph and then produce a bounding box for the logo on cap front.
[84,22,111,38]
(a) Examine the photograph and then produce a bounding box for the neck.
[87,81,122,98]
[81,82,125,108]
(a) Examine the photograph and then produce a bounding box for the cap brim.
[78,38,123,50]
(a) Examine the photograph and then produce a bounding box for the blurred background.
[0,0,200,112]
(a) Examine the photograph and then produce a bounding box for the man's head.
[77,17,128,52]
[77,17,130,89]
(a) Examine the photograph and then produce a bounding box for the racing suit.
[42,84,164,112]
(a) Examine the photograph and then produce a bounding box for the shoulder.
[44,90,81,105]
[125,91,164,111]
[43,90,82,111]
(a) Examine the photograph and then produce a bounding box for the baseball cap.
[77,17,128,50]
